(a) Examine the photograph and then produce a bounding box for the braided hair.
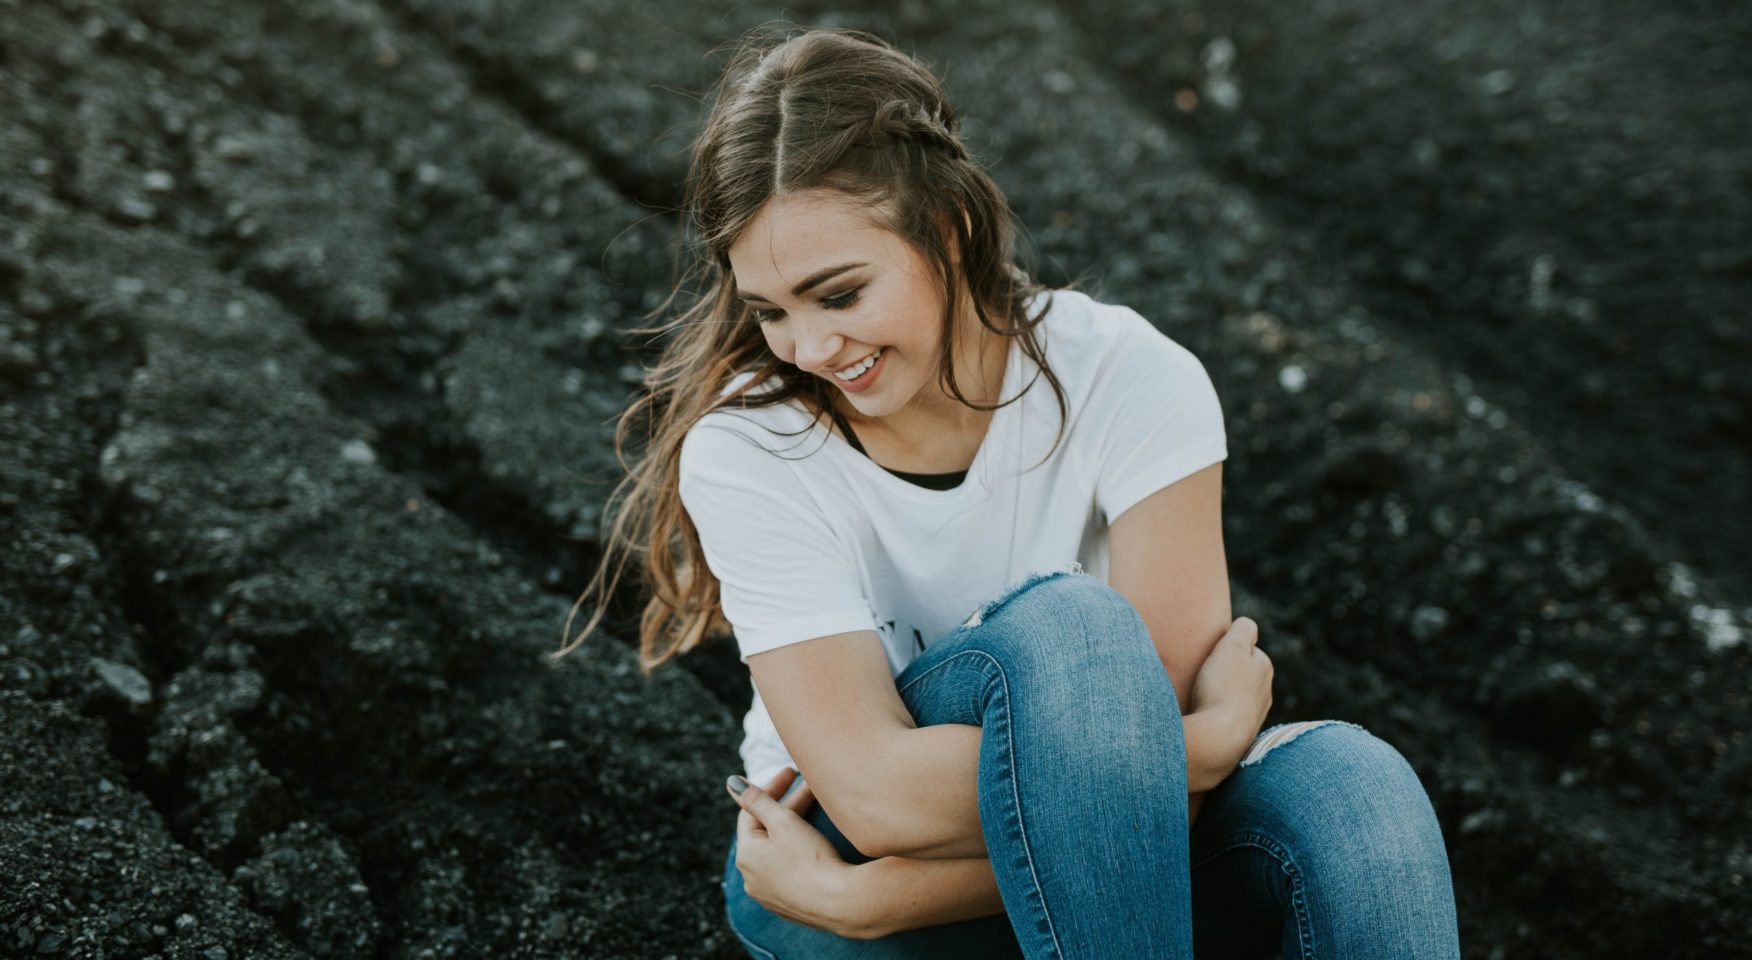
[861,98,971,162]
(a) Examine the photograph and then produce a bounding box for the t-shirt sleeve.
[1091,310,1229,526]
[677,421,876,663]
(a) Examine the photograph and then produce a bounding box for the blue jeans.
[721,569,1460,958]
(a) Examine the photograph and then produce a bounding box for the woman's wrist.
[1183,706,1251,792]
[827,855,1010,939]
[816,860,878,939]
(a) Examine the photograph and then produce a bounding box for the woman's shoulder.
[680,384,824,487]
[691,369,818,430]
[683,407,812,462]
[1030,286,1175,374]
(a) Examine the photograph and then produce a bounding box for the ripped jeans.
[722,568,1461,959]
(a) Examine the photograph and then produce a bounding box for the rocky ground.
[1,0,1747,957]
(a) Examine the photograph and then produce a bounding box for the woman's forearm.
[865,724,989,860]
[842,854,1007,940]
[1183,708,1247,793]
[847,711,1234,937]
[847,788,1217,938]
[871,706,1242,862]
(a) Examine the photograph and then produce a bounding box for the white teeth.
[833,348,882,381]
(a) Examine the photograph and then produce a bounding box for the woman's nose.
[791,326,846,373]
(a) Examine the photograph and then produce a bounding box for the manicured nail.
[727,774,748,796]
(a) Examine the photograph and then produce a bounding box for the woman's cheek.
[762,329,792,363]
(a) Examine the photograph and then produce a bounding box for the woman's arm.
[869,459,1246,859]
[874,699,1249,860]
[1184,707,1254,793]
[837,854,1006,940]
[840,732,1232,940]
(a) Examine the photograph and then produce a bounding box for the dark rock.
[88,656,151,706]
[1491,660,1607,753]
[2,0,1748,956]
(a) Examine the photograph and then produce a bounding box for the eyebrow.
[734,262,867,303]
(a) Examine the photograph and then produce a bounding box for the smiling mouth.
[830,347,884,382]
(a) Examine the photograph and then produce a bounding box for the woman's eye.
[750,288,861,325]
[822,288,862,310]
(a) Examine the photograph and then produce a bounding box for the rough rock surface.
[1,0,1746,957]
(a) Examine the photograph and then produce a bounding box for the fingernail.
[727,774,748,796]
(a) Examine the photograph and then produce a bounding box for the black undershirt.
[828,403,968,491]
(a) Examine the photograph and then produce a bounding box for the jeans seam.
[895,648,1067,960]
[728,922,779,960]
[1191,831,1314,959]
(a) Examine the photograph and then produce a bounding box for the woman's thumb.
[727,774,770,811]
[725,770,781,823]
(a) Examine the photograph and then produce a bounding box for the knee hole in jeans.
[959,563,1085,629]
[1239,720,1366,767]
[966,567,1145,648]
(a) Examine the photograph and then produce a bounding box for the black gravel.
[2,0,1746,957]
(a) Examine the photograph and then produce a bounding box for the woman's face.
[727,189,964,423]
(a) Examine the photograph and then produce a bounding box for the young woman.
[556,25,1461,960]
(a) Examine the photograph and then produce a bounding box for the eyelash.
[752,288,862,325]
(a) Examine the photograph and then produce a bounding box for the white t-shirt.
[676,287,1228,786]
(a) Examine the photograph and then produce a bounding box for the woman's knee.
[1319,723,1431,805]
[1254,722,1446,860]
[970,570,1156,667]
[898,569,1183,748]
[1231,722,1458,941]
[931,572,1174,719]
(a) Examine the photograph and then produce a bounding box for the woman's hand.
[1188,616,1273,753]
[726,768,867,938]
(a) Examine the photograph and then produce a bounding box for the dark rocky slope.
[1,0,1745,957]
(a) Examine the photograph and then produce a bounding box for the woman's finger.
[782,777,816,817]
[765,767,799,794]
[732,774,768,842]
[735,804,766,841]
[765,766,813,814]
[731,779,802,839]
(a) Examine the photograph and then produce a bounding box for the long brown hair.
[553,24,1074,674]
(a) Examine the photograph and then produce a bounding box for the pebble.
[1409,605,1450,641]
[113,196,158,223]
[213,135,254,161]
[340,439,377,466]
[90,657,152,706]
[1479,70,1516,96]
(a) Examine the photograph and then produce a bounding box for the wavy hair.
[554,24,1073,673]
